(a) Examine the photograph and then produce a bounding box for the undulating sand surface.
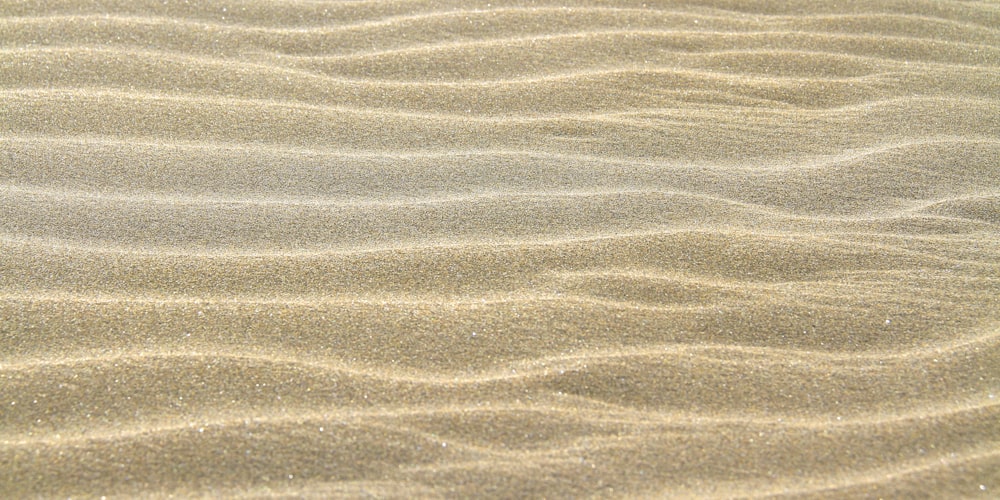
[2,0,1000,497]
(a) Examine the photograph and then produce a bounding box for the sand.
[1,0,999,497]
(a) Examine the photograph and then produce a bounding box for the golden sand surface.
[2,0,999,497]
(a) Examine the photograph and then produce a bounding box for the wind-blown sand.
[2,0,999,497]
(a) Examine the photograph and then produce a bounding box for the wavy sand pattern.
[2,0,999,497]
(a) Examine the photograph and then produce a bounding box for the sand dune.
[2,0,999,497]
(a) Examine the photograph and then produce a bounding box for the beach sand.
[2,0,999,497]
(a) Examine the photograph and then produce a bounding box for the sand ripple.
[1,0,998,497]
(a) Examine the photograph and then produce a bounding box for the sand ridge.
[2,0,999,497]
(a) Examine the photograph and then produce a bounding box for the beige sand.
[2,0,999,497]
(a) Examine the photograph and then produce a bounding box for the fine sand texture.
[2,0,1000,497]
